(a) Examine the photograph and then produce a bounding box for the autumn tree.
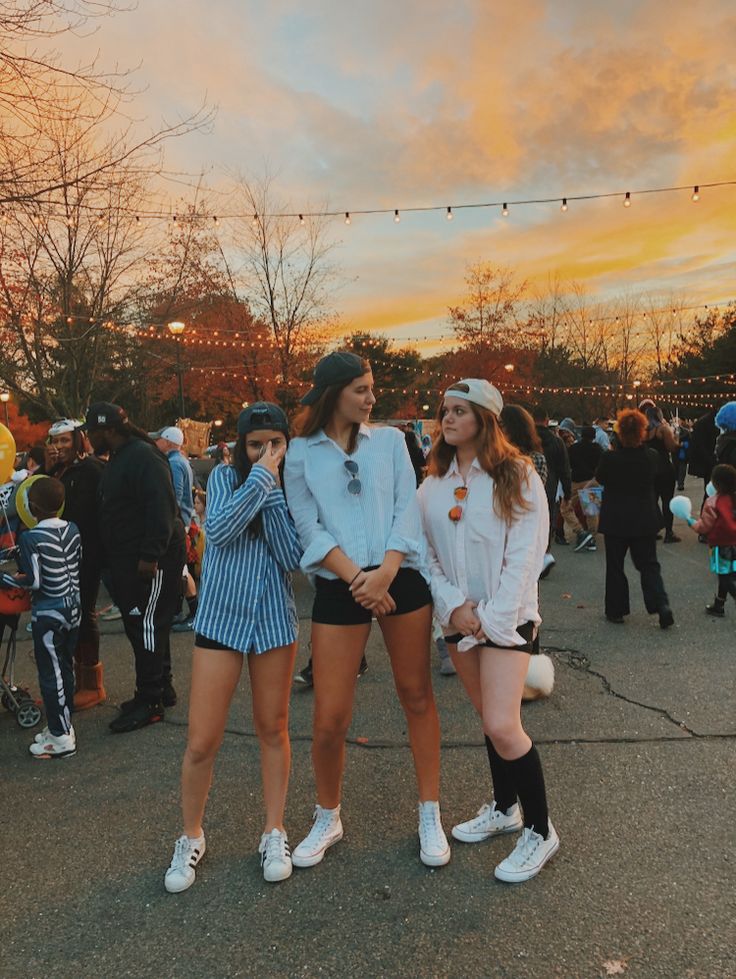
[231,176,337,412]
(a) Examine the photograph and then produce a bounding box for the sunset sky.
[61,0,736,347]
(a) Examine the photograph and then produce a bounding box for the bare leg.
[247,642,298,833]
[379,604,439,800]
[311,622,371,808]
[478,648,532,760]
[181,647,243,838]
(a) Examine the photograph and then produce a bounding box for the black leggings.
[717,574,736,601]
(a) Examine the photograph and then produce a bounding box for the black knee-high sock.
[484,735,517,813]
[506,743,549,838]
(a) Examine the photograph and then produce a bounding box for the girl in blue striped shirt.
[164,403,303,892]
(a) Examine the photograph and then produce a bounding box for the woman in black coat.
[595,409,674,629]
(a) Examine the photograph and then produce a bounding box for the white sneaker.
[494,820,559,883]
[33,725,51,744]
[29,727,76,759]
[539,553,555,579]
[164,834,206,893]
[418,800,451,867]
[452,801,523,843]
[291,805,343,868]
[259,828,292,882]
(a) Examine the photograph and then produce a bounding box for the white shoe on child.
[29,727,76,759]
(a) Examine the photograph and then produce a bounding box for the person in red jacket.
[690,464,736,616]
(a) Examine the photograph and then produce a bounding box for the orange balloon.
[0,422,15,484]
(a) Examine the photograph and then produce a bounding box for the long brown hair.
[294,357,371,455]
[428,386,532,523]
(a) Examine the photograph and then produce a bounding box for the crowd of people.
[2,353,735,893]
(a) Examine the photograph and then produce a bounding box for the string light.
[446,206,453,221]
[561,198,568,212]
[502,203,509,217]
[691,185,700,202]
[299,214,305,226]
[251,214,258,225]
[344,212,351,225]
[623,192,632,208]
[394,209,400,223]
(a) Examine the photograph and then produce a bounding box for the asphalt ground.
[1,476,734,979]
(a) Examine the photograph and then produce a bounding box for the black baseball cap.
[300,351,366,406]
[83,402,128,430]
[237,402,289,437]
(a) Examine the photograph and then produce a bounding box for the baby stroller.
[0,484,42,729]
[0,589,42,729]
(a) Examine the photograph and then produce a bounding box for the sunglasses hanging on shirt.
[448,485,468,522]
[344,459,361,495]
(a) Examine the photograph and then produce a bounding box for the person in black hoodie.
[596,409,673,629]
[567,426,603,549]
[84,402,186,733]
[47,419,106,709]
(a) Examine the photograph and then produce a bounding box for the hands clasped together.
[448,599,487,642]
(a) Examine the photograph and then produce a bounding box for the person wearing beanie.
[46,419,106,709]
[84,403,186,733]
[284,352,449,870]
[1,477,81,758]
[164,401,303,891]
[418,379,559,883]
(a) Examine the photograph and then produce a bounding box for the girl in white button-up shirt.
[417,379,560,884]
[284,351,450,870]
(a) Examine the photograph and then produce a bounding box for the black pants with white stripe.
[32,609,79,736]
[110,536,186,703]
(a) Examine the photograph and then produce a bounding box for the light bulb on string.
[560,198,568,212]
[213,216,219,226]
[344,212,351,225]
[502,203,509,217]
[446,206,453,221]
[251,214,258,226]
[299,214,305,226]
[394,209,400,223]
[691,186,699,202]
[623,192,631,207]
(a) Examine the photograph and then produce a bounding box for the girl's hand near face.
[256,440,286,483]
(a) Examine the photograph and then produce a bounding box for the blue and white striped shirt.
[1,518,81,617]
[193,463,302,654]
[284,424,428,581]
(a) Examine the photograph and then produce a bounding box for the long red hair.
[428,387,531,523]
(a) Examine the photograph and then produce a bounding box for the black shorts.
[312,567,432,626]
[195,633,237,652]
[444,620,540,654]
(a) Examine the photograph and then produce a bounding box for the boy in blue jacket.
[1,477,81,758]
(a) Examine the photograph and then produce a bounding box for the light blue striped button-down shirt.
[284,424,428,581]
[193,464,302,654]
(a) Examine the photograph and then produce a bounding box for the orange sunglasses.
[448,485,468,521]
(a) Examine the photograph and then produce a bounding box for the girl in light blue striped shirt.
[284,351,450,870]
[165,403,302,892]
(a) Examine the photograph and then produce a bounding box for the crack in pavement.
[546,645,706,738]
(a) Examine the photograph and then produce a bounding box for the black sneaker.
[658,606,675,629]
[121,683,176,711]
[554,532,568,546]
[606,614,625,624]
[294,662,313,687]
[109,699,164,733]
[705,602,725,618]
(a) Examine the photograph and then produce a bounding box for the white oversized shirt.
[284,424,428,581]
[416,456,549,648]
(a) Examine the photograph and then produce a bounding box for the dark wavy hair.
[499,404,542,455]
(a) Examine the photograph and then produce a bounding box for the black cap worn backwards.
[83,402,128,430]
[237,402,289,437]
[300,351,366,406]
